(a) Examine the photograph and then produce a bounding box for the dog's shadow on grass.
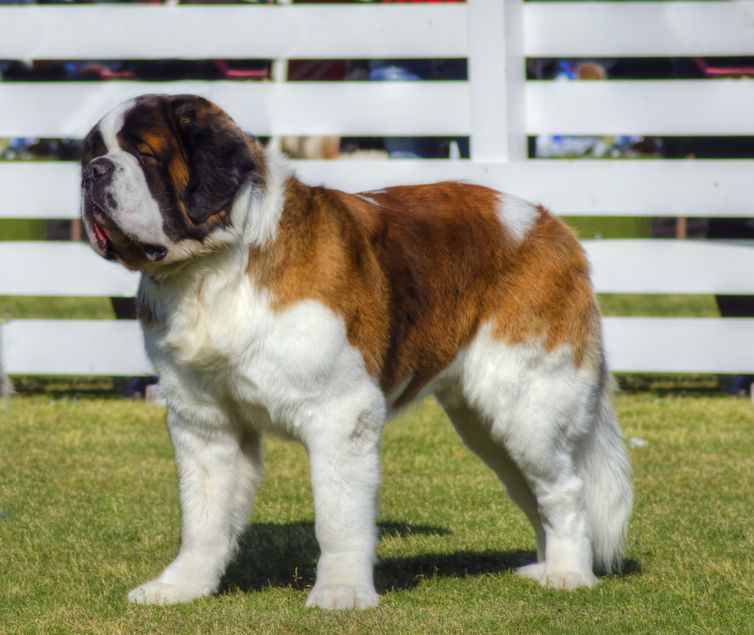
[222,520,557,594]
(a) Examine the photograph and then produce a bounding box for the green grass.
[1,394,752,634]
[0,216,650,244]
[0,219,47,241]
[597,294,719,318]
[563,216,652,240]
[0,296,115,320]
[0,293,719,322]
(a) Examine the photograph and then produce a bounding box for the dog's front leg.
[128,411,262,605]
[304,400,384,610]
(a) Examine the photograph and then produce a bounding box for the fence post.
[467,0,526,162]
[268,0,292,154]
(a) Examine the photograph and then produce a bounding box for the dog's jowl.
[81,94,632,610]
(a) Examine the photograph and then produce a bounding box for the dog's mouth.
[84,199,168,267]
[91,213,117,261]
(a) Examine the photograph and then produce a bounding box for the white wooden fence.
[2,0,754,376]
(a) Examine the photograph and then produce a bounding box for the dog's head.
[81,94,259,270]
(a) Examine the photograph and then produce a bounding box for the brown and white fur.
[81,94,632,609]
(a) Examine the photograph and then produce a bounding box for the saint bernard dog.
[81,94,632,610]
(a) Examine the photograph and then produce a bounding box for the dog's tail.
[576,371,633,575]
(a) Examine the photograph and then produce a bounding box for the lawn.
[0,293,720,322]
[1,393,752,634]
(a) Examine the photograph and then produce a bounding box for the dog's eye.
[136,145,158,161]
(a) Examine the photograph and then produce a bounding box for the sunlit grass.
[0,292,719,323]
[1,394,752,634]
[0,296,115,320]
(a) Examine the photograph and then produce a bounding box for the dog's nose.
[143,244,168,262]
[83,157,114,184]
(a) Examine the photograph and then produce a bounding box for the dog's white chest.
[143,270,374,437]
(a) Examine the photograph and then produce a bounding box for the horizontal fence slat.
[0,5,468,60]
[5,80,754,148]
[584,240,754,294]
[2,319,152,376]
[0,163,81,220]
[3,160,752,220]
[3,238,754,297]
[7,3,754,61]
[6,80,753,138]
[0,82,470,138]
[6,2,754,60]
[524,1,754,57]
[4,317,754,375]
[603,318,754,374]
[527,80,754,136]
[0,242,139,297]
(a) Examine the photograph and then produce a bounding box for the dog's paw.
[514,562,546,581]
[127,579,214,605]
[540,570,598,590]
[305,584,379,610]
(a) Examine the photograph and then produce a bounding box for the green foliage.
[1,395,752,634]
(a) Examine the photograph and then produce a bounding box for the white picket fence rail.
[2,0,754,376]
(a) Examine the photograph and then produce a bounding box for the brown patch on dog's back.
[250,179,390,378]
[351,184,510,399]
[252,179,600,402]
[491,212,599,366]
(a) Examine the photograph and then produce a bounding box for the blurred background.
[2,0,754,396]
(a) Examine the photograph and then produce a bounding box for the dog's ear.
[172,97,254,225]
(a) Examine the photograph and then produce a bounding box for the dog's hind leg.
[436,389,546,575]
[127,412,262,605]
[460,331,609,590]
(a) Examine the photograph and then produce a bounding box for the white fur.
[135,239,383,608]
[96,102,180,255]
[497,192,540,243]
[241,150,291,247]
[107,151,175,247]
[356,194,380,207]
[98,100,133,151]
[129,414,262,606]
[452,324,630,583]
[121,146,630,609]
